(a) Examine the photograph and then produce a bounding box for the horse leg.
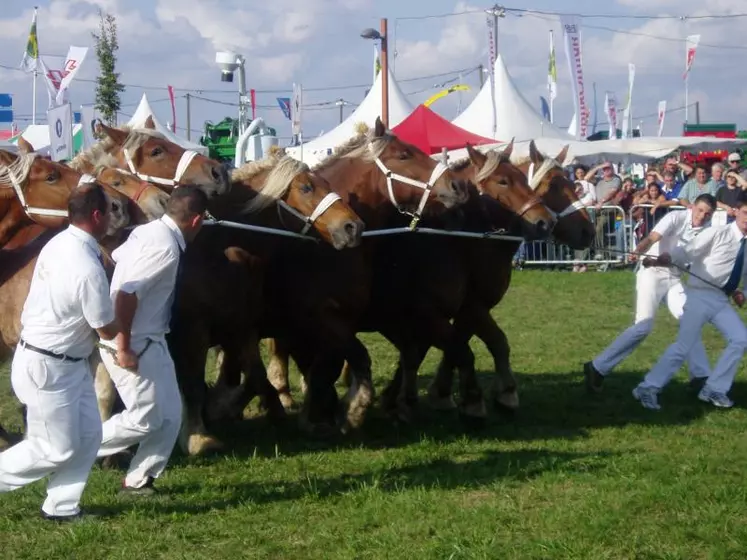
[339,337,374,433]
[471,306,519,412]
[292,345,340,438]
[171,324,224,456]
[90,352,116,422]
[265,337,299,410]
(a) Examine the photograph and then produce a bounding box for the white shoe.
[697,387,733,409]
[632,385,661,410]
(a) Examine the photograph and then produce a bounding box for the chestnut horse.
[0,152,137,448]
[159,155,364,455]
[426,141,595,413]
[86,118,230,198]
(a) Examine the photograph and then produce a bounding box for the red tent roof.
[391,104,497,155]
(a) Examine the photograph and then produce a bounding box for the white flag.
[291,82,302,140]
[561,16,588,140]
[80,105,97,148]
[622,63,635,138]
[605,92,617,139]
[55,46,89,106]
[48,103,73,161]
[20,7,39,73]
[657,101,667,137]
[683,35,700,79]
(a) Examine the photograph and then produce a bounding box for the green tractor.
[199,118,239,162]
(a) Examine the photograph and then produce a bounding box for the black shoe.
[584,361,604,394]
[41,509,99,523]
[119,476,158,497]
[689,377,708,393]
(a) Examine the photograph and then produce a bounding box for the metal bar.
[203,219,317,241]
[361,226,524,242]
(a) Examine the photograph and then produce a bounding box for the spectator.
[717,170,747,223]
[585,162,622,261]
[678,165,718,207]
[653,156,692,185]
[708,162,726,192]
[574,180,596,206]
[726,152,747,181]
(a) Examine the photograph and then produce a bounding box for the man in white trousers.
[97,186,207,495]
[584,194,717,392]
[0,182,119,522]
[632,191,747,410]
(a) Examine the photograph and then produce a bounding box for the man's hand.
[116,347,139,371]
[732,291,745,308]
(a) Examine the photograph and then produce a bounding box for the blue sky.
[0,0,744,142]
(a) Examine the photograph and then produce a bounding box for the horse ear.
[555,144,570,165]
[528,139,542,165]
[17,136,34,155]
[0,149,18,166]
[501,137,515,160]
[466,144,486,168]
[144,115,156,129]
[96,121,128,146]
[374,117,386,138]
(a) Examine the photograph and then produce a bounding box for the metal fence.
[517,203,729,269]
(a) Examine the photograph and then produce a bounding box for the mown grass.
[2,270,747,559]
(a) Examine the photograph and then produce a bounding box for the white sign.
[605,92,617,139]
[48,103,73,161]
[80,105,97,148]
[292,82,302,140]
[561,15,588,140]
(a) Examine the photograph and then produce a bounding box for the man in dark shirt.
[717,170,746,223]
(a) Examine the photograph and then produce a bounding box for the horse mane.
[0,152,39,198]
[73,125,167,170]
[450,149,512,184]
[237,156,310,214]
[312,131,391,171]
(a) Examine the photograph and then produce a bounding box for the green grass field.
[2,270,747,559]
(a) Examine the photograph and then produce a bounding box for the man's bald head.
[68,182,107,225]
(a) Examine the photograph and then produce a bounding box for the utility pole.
[485,4,505,56]
[185,93,191,140]
[336,98,345,123]
[478,63,484,88]
[380,18,389,128]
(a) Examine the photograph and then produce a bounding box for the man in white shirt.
[632,192,747,410]
[97,186,207,495]
[584,194,716,391]
[0,183,119,522]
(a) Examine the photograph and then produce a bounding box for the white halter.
[123,148,199,187]
[277,192,342,235]
[4,170,98,220]
[527,158,587,219]
[369,143,449,227]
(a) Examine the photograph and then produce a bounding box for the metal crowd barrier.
[519,205,627,267]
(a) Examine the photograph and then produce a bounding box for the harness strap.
[123,148,199,187]
[277,192,342,235]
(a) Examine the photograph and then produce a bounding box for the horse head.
[520,140,594,249]
[93,167,169,223]
[234,156,364,250]
[460,142,555,240]
[93,120,230,199]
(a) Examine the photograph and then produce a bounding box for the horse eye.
[111,180,122,187]
[150,147,164,157]
[498,179,509,187]
[301,184,313,194]
[46,173,57,183]
[398,150,410,160]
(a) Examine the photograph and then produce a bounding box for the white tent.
[452,54,569,142]
[286,67,414,166]
[127,94,208,155]
[11,124,83,155]
[444,136,747,166]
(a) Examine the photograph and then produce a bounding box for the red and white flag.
[167,85,176,130]
[657,101,667,137]
[683,34,700,80]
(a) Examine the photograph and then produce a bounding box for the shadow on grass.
[157,368,735,464]
[100,447,616,516]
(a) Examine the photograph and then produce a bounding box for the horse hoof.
[278,392,296,411]
[495,390,519,411]
[187,434,224,456]
[458,410,487,431]
[459,399,488,420]
[99,451,133,471]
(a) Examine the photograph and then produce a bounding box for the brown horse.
[87,118,230,198]
[0,153,136,448]
[158,156,364,455]
[426,141,595,413]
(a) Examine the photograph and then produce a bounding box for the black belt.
[19,339,85,362]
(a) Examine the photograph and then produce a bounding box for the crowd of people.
[513,151,747,271]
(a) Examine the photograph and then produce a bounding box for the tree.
[91,10,125,125]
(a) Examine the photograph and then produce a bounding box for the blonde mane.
[0,152,39,196]
[238,156,311,214]
[451,149,512,183]
[313,131,391,171]
[73,125,168,171]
